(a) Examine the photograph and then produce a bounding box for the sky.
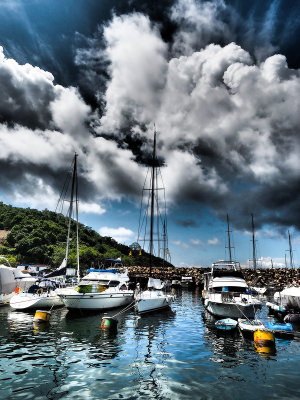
[0,0,300,268]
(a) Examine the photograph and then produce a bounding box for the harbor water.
[1,289,300,400]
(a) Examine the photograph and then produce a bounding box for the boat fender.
[37,288,44,295]
[14,286,20,294]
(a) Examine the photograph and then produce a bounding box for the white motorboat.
[135,278,174,314]
[58,268,134,310]
[10,279,63,310]
[203,260,261,319]
[238,318,265,333]
[181,276,195,289]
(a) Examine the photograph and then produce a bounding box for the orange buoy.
[33,310,51,323]
[14,286,20,294]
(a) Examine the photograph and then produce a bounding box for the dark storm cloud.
[1,0,300,233]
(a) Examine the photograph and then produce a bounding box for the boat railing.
[208,290,257,303]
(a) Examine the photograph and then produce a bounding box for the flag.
[167,249,170,255]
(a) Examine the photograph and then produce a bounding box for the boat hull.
[205,299,259,319]
[215,318,237,330]
[59,290,134,310]
[238,319,265,333]
[136,290,174,314]
[10,293,63,310]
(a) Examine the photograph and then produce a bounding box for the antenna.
[288,230,294,269]
[251,214,257,270]
[226,214,233,262]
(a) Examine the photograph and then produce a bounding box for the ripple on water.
[1,293,300,399]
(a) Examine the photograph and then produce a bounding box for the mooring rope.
[110,300,136,318]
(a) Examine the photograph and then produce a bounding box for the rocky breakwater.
[127,265,300,290]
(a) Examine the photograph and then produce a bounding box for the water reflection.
[202,310,263,368]
[133,309,176,399]
[1,293,300,399]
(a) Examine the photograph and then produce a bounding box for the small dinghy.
[267,321,294,338]
[238,318,265,333]
[215,318,237,331]
[267,321,293,332]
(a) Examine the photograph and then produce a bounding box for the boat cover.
[281,287,300,296]
[148,277,164,290]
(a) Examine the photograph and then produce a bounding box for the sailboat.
[202,214,261,319]
[135,130,175,314]
[57,154,134,311]
[277,231,300,310]
[9,153,85,311]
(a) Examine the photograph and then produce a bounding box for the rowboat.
[215,318,237,330]
[238,318,265,333]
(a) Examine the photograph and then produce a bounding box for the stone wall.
[127,266,300,289]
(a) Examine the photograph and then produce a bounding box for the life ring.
[36,288,44,295]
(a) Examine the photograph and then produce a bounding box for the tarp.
[148,277,164,290]
[87,269,117,274]
[0,265,17,294]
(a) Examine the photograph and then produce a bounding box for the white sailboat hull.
[58,288,134,310]
[135,290,174,314]
[0,292,14,306]
[10,292,64,310]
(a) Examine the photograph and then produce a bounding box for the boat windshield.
[212,261,240,271]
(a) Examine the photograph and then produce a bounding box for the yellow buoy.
[254,329,275,356]
[33,310,51,323]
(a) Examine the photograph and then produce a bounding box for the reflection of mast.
[288,230,294,269]
[226,214,233,262]
[251,214,257,271]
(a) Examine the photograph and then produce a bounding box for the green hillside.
[0,202,173,272]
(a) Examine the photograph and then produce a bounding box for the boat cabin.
[204,260,249,294]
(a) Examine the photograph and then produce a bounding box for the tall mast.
[65,153,78,264]
[149,130,157,276]
[251,214,257,270]
[288,230,294,269]
[74,154,80,281]
[226,214,232,262]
